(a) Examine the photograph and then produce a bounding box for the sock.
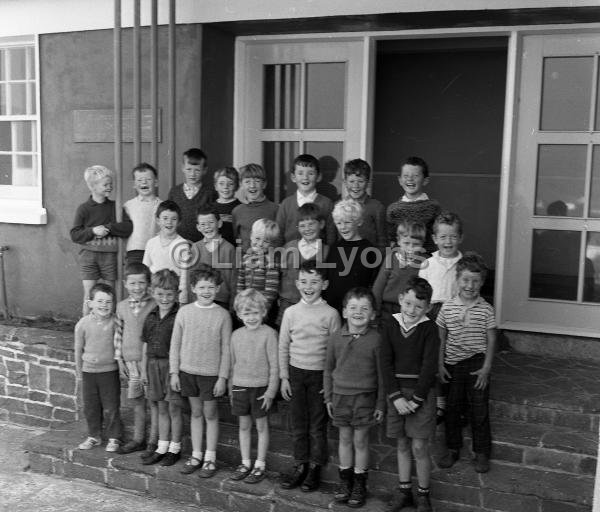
[354,467,366,474]
[204,450,216,463]
[254,459,265,470]
[168,441,181,454]
[156,440,169,454]
[417,486,430,496]
[192,451,203,463]
[339,465,352,471]
[242,459,251,468]
[399,481,412,495]
[436,396,446,410]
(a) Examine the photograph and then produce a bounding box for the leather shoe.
[280,463,308,490]
[300,463,321,492]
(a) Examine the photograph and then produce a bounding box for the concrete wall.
[2,24,234,320]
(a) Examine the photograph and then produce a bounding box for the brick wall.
[0,325,77,427]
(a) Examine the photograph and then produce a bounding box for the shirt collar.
[393,312,430,331]
[340,325,371,338]
[432,250,463,266]
[301,297,324,306]
[297,189,317,206]
[401,192,429,203]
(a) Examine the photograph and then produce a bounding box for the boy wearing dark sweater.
[381,277,439,512]
[167,148,217,243]
[386,156,441,255]
[324,288,384,508]
[324,199,380,316]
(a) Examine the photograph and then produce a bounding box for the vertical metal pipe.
[133,0,141,164]
[114,0,123,301]
[150,0,158,172]
[168,0,176,189]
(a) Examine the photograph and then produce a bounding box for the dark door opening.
[372,37,508,300]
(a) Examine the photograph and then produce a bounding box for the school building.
[0,1,599,510]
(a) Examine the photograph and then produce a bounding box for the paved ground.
[0,422,210,512]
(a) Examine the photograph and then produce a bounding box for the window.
[0,35,45,224]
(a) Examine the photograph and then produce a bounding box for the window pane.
[0,122,11,151]
[262,141,299,203]
[10,83,27,115]
[13,121,33,151]
[263,64,300,129]
[0,155,12,185]
[305,141,344,199]
[26,46,35,80]
[305,62,346,129]
[585,232,600,302]
[14,154,36,186]
[534,145,586,217]
[541,57,593,131]
[590,146,600,218]
[0,50,5,81]
[9,47,26,80]
[0,84,6,115]
[28,82,36,114]
[530,229,581,301]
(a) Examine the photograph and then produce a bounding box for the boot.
[416,493,432,512]
[334,468,354,503]
[300,463,321,492]
[437,449,459,469]
[280,462,308,490]
[386,488,414,512]
[347,472,367,508]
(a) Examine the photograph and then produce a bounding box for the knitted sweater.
[167,183,217,243]
[230,324,279,398]
[123,195,161,251]
[276,193,336,246]
[214,199,241,246]
[142,303,179,359]
[386,198,441,254]
[236,249,280,310]
[323,327,385,412]
[114,297,156,362]
[324,238,380,314]
[279,300,341,378]
[372,253,420,308]
[70,197,133,252]
[189,237,236,305]
[279,239,329,303]
[74,314,119,373]
[232,199,279,252]
[380,316,439,403]
[169,303,231,378]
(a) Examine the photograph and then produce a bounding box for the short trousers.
[179,371,218,401]
[146,358,182,402]
[78,249,118,281]
[331,392,377,428]
[386,387,436,440]
[231,385,268,419]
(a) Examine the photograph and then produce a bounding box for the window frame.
[0,34,45,225]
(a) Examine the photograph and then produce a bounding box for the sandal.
[245,466,266,484]
[198,460,218,478]
[230,464,251,481]
[181,456,203,475]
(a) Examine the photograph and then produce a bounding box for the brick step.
[26,421,594,511]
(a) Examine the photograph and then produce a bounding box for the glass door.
[235,39,365,202]
[503,33,600,336]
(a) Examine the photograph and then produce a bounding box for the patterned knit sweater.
[385,198,441,255]
[236,249,280,310]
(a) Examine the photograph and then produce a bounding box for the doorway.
[372,37,508,299]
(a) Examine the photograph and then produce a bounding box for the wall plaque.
[73,109,161,143]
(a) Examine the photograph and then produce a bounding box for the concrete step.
[26,420,595,511]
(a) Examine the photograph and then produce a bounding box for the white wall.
[0,0,599,37]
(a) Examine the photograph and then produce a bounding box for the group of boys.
[70,149,496,512]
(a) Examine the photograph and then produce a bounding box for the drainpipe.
[0,246,9,319]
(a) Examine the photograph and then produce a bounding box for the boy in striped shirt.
[436,252,497,474]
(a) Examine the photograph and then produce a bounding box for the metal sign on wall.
[72,109,161,143]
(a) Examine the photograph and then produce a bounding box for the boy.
[74,283,122,452]
[373,220,426,327]
[232,164,279,252]
[140,269,184,467]
[70,165,133,315]
[436,252,496,474]
[386,156,441,255]
[213,167,242,246]
[143,200,189,303]
[277,203,329,325]
[236,218,281,321]
[167,148,217,243]
[229,289,279,484]
[276,154,336,246]
[324,288,384,508]
[342,159,386,252]
[190,207,236,310]
[279,260,341,492]
[124,162,162,265]
[380,277,440,512]
[114,262,155,455]
[169,265,231,477]
[324,200,380,316]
